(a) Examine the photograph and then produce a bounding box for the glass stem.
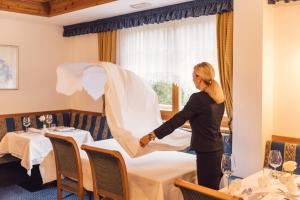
[227,174,230,193]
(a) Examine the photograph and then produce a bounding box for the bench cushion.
[264,140,300,174]
[70,111,112,141]
[184,133,232,155]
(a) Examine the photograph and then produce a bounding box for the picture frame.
[0,45,19,89]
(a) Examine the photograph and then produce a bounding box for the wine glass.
[45,114,53,128]
[22,116,31,132]
[221,154,236,193]
[268,150,282,179]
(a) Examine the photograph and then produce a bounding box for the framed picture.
[0,45,18,89]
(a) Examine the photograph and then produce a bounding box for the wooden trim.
[272,135,300,145]
[175,178,243,200]
[49,0,115,16]
[81,144,129,200]
[45,132,85,199]
[0,109,72,118]
[0,109,106,118]
[70,109,104,116]
[0,0,115,17]
[172,84,179,114]
[0,0,49,16]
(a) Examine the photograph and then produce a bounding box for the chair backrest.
[81,144,129,200]
[264,135,300,174]
[45,133,83,183]
[175,179,243,200]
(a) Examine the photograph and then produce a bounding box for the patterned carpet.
[0,185,91,200]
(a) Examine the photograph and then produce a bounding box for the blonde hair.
[194,62,225,104]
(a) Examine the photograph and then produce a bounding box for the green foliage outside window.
[152,81,193,108]
[152,82,172,105]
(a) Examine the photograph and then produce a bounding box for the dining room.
[1,0,300,200]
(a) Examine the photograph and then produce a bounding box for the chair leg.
[78,190,85,200]
[57,187,63,200]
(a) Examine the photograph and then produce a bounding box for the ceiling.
[0,0,191,26]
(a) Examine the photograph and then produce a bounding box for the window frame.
[160,84,229,129]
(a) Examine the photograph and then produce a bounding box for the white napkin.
[287,176,299,195]
[28,128,46,135]
[55,127,75,132]
[228,179,242,194]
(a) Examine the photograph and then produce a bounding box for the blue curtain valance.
[63,0,233,37]
[268,0,300,4]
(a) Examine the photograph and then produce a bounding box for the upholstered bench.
[264,135,300,175]
[183,133,232,155]
[0,109,111,189]
[69,110,112,141]
[0,109,111,142]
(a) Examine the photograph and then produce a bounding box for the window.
[117,15,219,120]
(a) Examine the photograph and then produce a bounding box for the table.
[225,169,300,200]
[0,128,93,179]
[81,139,197,200]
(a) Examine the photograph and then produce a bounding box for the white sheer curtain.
[116,15,219,95]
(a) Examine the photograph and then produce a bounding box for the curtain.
[98,31,116,63]
[217,12,233,125]
[63,0,233,37]
[268,0,300,4]
[117,15,219,97]
[98,30,117,113]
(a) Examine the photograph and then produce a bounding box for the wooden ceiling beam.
[49,0,115,16]
[0,0,49,16]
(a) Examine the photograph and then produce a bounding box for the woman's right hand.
[139,134,151,147]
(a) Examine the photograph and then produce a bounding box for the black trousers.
[196,150,223,190]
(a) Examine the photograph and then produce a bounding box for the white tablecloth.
[81,139,197,200]
[0,129,93,182]
[226,169,300,200]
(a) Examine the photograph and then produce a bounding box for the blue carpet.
[0,185,91,200]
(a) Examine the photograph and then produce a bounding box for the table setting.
[0,114,94,181]
[221,150,300,200]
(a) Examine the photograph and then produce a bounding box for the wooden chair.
[175,178,243,200]
[81,144,129,200]
[45,133,86,200]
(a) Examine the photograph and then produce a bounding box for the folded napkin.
[228,179,242,194]
[28,128,46,135]
[55,127,75,132]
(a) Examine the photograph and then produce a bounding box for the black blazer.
[154,91,225,152]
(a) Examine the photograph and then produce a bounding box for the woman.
[139,62,225,190]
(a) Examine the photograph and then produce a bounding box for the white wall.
[0,13,70,114]
[233,0,264,177]
[262,0,275,166]
[65,33,103,113]
[273,3,300,138]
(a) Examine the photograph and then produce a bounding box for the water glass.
[268,150,282,179]
[221,154,236,193]
[45,114,53,128]
[22,116,31,132]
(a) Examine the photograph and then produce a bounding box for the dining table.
[0,127,93,181]
[223,169,300,200]
[81,138,197,200]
